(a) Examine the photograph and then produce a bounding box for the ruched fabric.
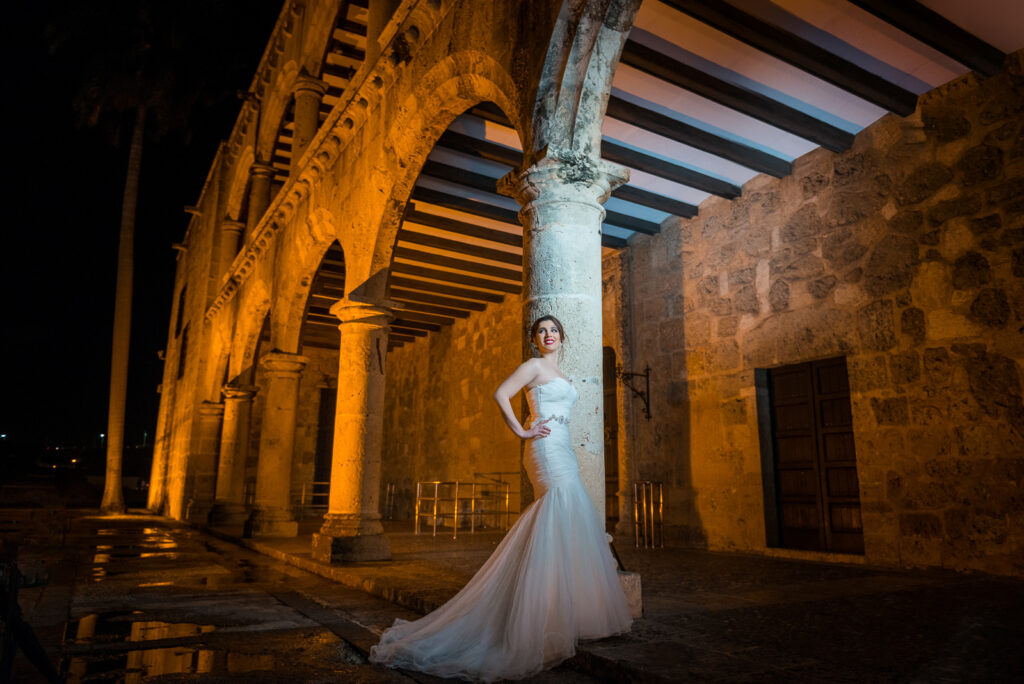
[369,377,631,681]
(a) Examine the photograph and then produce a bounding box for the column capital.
[497,149,629,208]
[294,74,328,98]
[249,162,277,179]
[221,218,245,235]
[221,384,258,401]
[198,401,225,418]
[259,351,308,377]
[329,298,395,330]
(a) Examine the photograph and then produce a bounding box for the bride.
[370,315,632,681]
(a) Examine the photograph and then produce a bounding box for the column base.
[618,571,643,619]
[312,531,391,563]
[208,502,249,527]
[244,507,298,538]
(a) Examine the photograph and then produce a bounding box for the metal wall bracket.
[615,364,651,420]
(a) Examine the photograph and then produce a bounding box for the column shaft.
[311,300,392,563]
[244,352,308,538]
[209,385,256,525]
[219,220,245,281]
[499,155,628,516]
[291,75,327,174]
[188,401,224,522]
[245,163,276,237]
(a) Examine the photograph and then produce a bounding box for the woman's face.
[534,320,562,354]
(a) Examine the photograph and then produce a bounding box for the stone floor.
[3,509,1023,682]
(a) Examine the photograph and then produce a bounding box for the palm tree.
[48,0,276,513]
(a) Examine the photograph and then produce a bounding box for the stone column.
[219,219,245,280]
[499,154,629,517]
[208,385,256,526]
[311,299,393,562]
[245,162,276,237]
[244,352,308,538]
[188,401,224,522]
[291,74,327,174]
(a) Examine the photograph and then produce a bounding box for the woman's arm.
[493,360,551,440]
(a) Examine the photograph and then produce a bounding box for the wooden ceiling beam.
[390,262,521,294]
[661,0,917,115]
[390,275,505,303]
[389,288,487,311]
[437,131,523,167]
[391,325,428,337]
[411,186,521,225]
[606,95,792,177]
[322,62,356,81]
[388,309,456,327]
[397,229,521,265]
[621,39,853,152]
[611,185,697,218]
[405,207,522,247]
[394,246,521,280]
[602,140,741,198]
[848,0,1005,77]
[328,39,365,62]
[392,318,442,332]
[393,300,472,319]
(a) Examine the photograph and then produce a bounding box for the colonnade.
[165,153,619,565]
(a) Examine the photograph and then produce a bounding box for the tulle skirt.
[370,428,631,681]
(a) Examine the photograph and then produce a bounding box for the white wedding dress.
[370,377,632,681]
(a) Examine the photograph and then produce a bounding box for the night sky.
[2,2,282,460]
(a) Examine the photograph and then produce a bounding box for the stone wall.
[382,296,522,522]
[620,57,1024,575]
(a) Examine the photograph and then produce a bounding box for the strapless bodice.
[525,377,578,425]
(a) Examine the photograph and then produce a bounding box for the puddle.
[65,612,217,646]
[62,647,274,682]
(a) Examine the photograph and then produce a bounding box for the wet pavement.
[3,509,1023,682]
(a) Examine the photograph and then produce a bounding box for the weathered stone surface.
[889,210,923,234]
[969,214,1001,235]
[954,347,1024,424]
[896,163,951,205]
[1013,247,1024,277]
[955,144,1003,185]
[808,275,838,299]
[900,307,926,344]
[769,279,790,311]
[773,252,825,280]
[951,252,993,289]
[968,288,1010,327]
[898,512,942,538]
[800,171,829,199]
[926,194,982,225]
[921,103,971,143]
[843,267,863,283]
[857,300,896,351]
[890,351,921,384]
[717,315,738,337]
[829,188,884,226]
[923,347,952,385]
[864,235,920,297]
[781,204,824,243]
[722,397,747,424]
[872,396,909,425]
[733,285,759,315]
[730,267,755,287]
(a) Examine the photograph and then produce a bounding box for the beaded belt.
[543,414,569,425]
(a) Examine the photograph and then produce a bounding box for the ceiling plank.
[322,62,356,81]
[389,288,488,312]
[411,186,521,225]
[391,262,521,294]
[398,229,521,265]
[390,275,505,303]
[602,140,742,198]
[848,0,1005,77]
[391,325,428,337]
[405,208,522,247]
[420,160,501,194]
[660,0,917,115]
[394,246,521,280]
[393,300,472,319]
[387,309,456,327]
[621,39,853,152]
[328,40,365,62]
[604,209,661,235]
[606,95,792,177]
[602,234,628,249]
[392,318,442,332]
[437,131,523,166]
[611,185,697,217]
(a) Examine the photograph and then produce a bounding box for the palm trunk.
[102,106,146,514]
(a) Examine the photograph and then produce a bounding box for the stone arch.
[529,0,641,163]
[269,207,342,353]
[225,146,255,222]
[361,51,526,297]
[257,60,301,164]
[229,277,271,381]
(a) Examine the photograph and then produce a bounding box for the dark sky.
[1,2,282,453]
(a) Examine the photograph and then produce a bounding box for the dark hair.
[529,315,568,345]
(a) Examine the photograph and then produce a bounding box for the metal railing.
[634,480,664,549]
[415,480,511,539]
[299,481,330,516]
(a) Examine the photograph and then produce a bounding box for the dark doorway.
[313,387,336,507]
[603,347,619,531]
[764,357,863,554]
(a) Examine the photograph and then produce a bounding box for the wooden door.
[769,357,863,553]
